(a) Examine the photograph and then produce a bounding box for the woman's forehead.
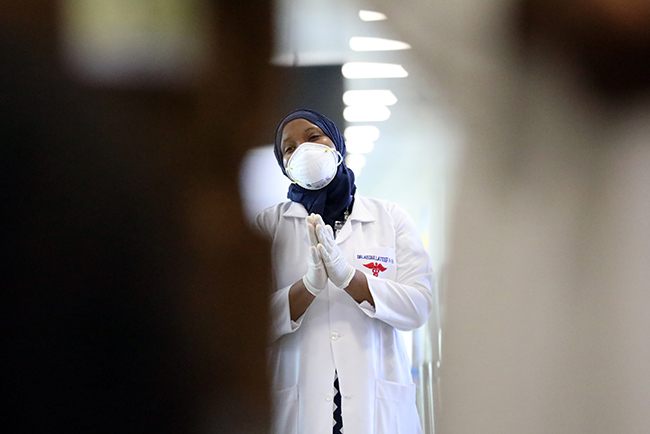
[282,118,321,138]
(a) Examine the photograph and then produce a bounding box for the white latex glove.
[303,219,328,296]
[307,215,319,248]
[314,215,355,289]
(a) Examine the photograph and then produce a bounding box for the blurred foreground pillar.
[1,1,274,433]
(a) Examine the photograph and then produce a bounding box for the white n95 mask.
[285,142,343,190]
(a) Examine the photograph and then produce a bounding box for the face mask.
[285,142,343,190]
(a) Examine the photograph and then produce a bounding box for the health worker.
[253,109,433,434]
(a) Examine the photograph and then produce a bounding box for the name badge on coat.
[353,247,396,281]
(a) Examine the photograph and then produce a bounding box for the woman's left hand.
[311,214,356,289]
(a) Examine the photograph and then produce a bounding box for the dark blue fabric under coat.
[274,109,356,228]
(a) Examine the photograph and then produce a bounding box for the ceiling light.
[343,90,397,106]
[346,140,375,154]
[343,106,390,122]
[342,62,408,79]
[344,126,381,142]
[350,37,411,52]
[359,10,387,21]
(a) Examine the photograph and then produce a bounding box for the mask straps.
[325,148,344,167]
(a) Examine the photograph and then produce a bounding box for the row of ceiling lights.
[342,10,410,175]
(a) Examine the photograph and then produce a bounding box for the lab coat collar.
[280,196,376,222]
[280,196,375,246]
[282,201,308,219]
[347,196,375,223]
[283,196,375,223]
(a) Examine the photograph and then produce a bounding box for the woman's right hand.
[303,219,328,296]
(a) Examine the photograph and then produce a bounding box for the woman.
[254,109,433,434]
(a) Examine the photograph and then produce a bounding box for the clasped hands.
[302,214,356,296]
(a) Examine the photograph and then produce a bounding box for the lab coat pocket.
[354,247,396,281]
[375,378,421,434]
[271,384,299,434]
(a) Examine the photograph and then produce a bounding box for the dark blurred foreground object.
[518,0,650,98]
[0,1,273,432]
[1,34,187,432]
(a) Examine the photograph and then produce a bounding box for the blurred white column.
[366,0,650,433]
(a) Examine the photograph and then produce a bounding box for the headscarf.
[274,109,356,228]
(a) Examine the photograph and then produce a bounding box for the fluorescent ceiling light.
[343,90,397,106]
[346,140,375,154]
[345,153,367,174]
[342,62,408,79]
[344,126,380,142]
[344,106,391,122]
[359,10,387,21]
[350,37,411,51]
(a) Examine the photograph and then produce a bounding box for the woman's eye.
[284,147,294,154]
[309,134,321,141]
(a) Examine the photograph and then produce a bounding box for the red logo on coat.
[363,262,387,277]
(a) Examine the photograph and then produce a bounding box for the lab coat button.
[330,332,340,340]
[344,395,351,400]
[325,394,333,401]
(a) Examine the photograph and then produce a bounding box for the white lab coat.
[254,195,433,434]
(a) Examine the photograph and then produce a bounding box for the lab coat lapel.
[335,196,375,245]
[282,201,310,246]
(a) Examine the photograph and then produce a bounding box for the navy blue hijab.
[274,109,356,227]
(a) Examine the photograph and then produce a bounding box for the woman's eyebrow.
[282,137,296,146]
[282,127,320,144]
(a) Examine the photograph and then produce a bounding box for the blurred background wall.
[361,0,650,434]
